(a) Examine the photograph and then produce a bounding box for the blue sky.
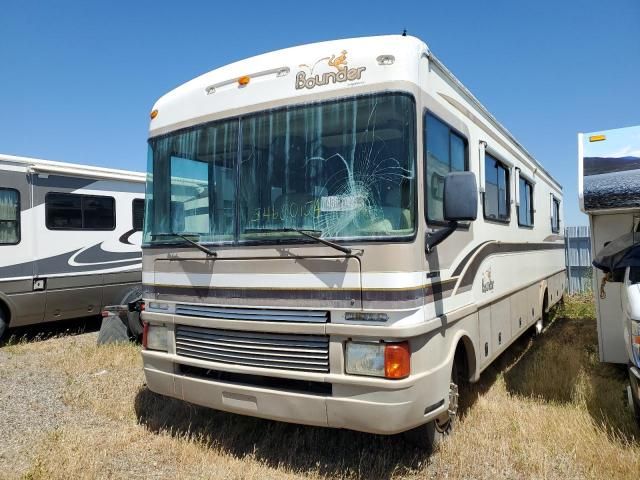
[1,0,638,226]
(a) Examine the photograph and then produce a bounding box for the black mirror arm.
[425,221,458,254]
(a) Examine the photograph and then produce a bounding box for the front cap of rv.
[147,35,427,136]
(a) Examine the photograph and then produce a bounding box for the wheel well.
[454,336,476,383]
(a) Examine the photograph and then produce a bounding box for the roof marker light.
[238,75,250,86]
[150,109,158,120]
[276,67,290,77]
[589,134,606,142]
[377,55,395,66]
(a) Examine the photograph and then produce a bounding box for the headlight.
[345,341,410,379]
[143,323,168,352]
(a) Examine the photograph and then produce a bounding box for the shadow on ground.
[0,315,101,347]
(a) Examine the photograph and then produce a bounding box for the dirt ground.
[1,296,639,479]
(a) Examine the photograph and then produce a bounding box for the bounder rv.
[579,125,640,424]
[141,35,566,448]
[0,154,145,337]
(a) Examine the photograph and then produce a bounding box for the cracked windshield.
[145,92,416,244]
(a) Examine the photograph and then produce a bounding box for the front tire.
[405,360,461,452]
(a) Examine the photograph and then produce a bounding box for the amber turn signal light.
[384,341,410,379]
[238,75,250,86]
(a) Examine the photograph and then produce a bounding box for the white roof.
[149,35,427,135]
[0,153,146,183]
[149,34,561,190]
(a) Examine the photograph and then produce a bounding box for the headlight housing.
[143,323,168,352]
[345,341,410,379]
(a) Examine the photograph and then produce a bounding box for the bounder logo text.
[295,50,366,90]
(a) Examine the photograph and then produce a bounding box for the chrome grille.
[175,325,329,373]
[175,304,329,323]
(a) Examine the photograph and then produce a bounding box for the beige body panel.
[141,35,566,435]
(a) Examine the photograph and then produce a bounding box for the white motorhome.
[0,154,145,337]
[579,125,640,423]
[141,35,566,449]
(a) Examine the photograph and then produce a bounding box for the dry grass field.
[1,294,639,479]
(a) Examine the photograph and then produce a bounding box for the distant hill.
[584,156,640,176]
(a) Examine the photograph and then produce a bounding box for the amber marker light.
[238,75,251,86]
[384,341,411,379]
[589,134,606,142]
[150,109,158,120]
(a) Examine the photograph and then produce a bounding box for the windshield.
[144,92,416,245]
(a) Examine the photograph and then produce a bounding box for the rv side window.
[0,188,20,245]
[551,196,560,233]
[518,177,534,227]
[483,154,510,222]
[424,112,468,223]
[46,192,115,230]
[132,199,145,231]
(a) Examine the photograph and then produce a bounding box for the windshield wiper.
[153,233,217,257]
[244,227,352,255]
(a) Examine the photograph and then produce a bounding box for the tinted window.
[46,193,115,230]
[425,113,467,222]
[484,154,510,222]
[518,177,534,227]
[0,188,20,244]
[551,196,560,233]
[132,198,145,231]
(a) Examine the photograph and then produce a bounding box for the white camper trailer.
[0,154,145,337]
[141,35,566,449]
[579,125,640,423]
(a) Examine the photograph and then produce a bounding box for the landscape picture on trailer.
[582,125,640,211]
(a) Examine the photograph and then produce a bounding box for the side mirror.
[426,171,478,254]
[444,171,478,221]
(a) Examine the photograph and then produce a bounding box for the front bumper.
[142,350,450,435]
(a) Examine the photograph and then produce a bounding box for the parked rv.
[140,35,566,450]
[579,125,640,424]
[0,154,145,338]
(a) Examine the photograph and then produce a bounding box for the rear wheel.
[405,359,462,452]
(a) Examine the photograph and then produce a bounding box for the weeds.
[7,295,640,479]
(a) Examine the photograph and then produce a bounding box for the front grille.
[179,364,332,395]
[175,325,330,373]
[175,304,329,323]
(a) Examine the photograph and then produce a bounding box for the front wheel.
[405,361,461,452]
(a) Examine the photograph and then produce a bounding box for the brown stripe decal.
[145,279,457,307]
[144,242,564,308]
[451,241,491,277]
[456,242,565,290]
